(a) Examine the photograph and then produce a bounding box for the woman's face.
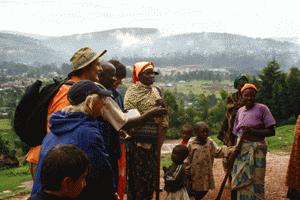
[242,89,256,109]
[139,68,155,86]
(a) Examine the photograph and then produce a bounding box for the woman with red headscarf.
[124,62,169,200]
[231,83,276,200]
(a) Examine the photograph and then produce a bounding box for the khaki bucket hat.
[70,47,107,71]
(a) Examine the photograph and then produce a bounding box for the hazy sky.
[1,0,300,38]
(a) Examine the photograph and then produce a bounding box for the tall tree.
[256,60,286,122]
[286,67,300,118]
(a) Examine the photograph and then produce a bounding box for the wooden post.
[155,125,163,200]
[215,137,243,200]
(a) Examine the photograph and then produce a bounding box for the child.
[180,123,193,145]
[163,144,190,200]
[29,144,90,200]
[185,121,235,200]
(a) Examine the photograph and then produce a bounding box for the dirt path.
[161,141,290,200]
[7,152,290,200]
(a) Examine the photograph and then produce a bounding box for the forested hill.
[0,33,66,64]
[1,28,300,71]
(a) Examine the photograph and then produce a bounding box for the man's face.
[87,58,102,82]
[98,64,117,89]
[105,67,117,89]
[113,77,124,89]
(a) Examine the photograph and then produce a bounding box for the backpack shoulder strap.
[63,80,74,86]
[38,79,73,107]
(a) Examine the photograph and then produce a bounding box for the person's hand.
[240,126,252,137]
[114,192,120,200]
[155,98,166,108]
[118,129,131,140]
[163,166,168,173]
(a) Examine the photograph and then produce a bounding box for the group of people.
[163,80,277,200]
[25,46,300,200]
[27,47,168,200]
[162,76,300,200]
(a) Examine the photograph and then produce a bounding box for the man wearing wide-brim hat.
[26,47,107,180]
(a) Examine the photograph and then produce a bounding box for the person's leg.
[235,144,267,200]
[126,142,136,200]
[29,163,37,180]
[287,188,300,200]
[117,144,126,200]
[231,189,237,200]
[134,146,156,200]
[194,191,208,200]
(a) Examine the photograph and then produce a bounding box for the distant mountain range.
[1,28,300,71]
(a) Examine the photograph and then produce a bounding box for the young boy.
[185,121,235,200]
[163,144,190,200]
[180,123,193,145]
[29,144,90,200]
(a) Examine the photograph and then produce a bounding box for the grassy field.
[0,166,31,199]
[123,79,234,96]
[266,124,295,152]
[0,119,24,156]
[162,80,234,96]
[0,119,32,199]
[210,124,295,152]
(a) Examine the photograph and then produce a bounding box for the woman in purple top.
[231,83,276,200]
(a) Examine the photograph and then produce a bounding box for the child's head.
[195,121,209,142]
[171,144,189,164]
[41,144,90,198]
[181,123,193,140]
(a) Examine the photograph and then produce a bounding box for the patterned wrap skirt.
[231,140,267,200]
[126,141,158,200]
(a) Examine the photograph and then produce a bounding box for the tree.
[286,67,300,118]
[164,90,179,128]
[256,60,286,122]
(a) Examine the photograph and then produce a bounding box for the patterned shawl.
[286,115,300,190]
[219,91,243,146]
[124,82,168,128]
